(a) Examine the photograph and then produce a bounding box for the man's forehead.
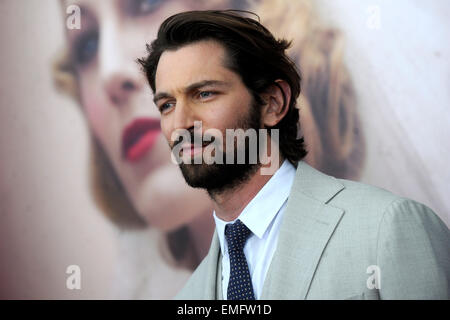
[155,40,231,92]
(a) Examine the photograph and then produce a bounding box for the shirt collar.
[213,160,296,255]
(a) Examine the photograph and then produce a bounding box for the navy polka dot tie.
[225,219,255,300]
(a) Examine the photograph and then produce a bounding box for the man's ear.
[260,79,291,127]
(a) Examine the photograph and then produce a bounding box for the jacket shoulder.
[331,178,407,219]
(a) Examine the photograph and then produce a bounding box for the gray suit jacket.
[176,162,450,299]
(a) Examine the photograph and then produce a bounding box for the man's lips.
[177,141,212,158]
[122,118,161,163]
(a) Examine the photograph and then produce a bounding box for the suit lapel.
[216,253,224,300]
[261,162,345,299]
[201,231,222,299]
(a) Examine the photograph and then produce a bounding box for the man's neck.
[211,157,284,222]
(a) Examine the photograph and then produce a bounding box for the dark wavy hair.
[138,10,307,165]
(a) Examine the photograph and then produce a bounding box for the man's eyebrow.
[184,80,231,93]
[153,92,172,105]
[153,80,231,104]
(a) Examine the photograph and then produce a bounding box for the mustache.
[170,130,215,149]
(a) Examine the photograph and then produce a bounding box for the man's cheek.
[160,120,173,145]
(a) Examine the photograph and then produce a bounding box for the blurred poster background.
[0,0,449,299]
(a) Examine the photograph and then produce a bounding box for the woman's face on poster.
[63,0,222,229]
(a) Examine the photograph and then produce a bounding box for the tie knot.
[225,219,252,252]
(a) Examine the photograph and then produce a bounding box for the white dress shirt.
[213,160,296,299]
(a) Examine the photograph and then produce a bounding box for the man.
[138,10,450,299]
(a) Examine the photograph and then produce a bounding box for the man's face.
[154,40,263,195]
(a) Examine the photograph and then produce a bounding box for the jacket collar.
[261,161,345,299]
[200,161,345,299]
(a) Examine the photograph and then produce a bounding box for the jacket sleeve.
[376,198,450,299]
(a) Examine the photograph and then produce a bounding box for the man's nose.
[172,98,196,131]
[166,99,198,146]
[99,22,143,107]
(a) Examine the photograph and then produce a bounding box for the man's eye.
[73,31,99,67]
[199,91,214,99]
[127,0,163,16]
[159,102,174,113]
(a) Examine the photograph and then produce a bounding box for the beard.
[177,99,263,198]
